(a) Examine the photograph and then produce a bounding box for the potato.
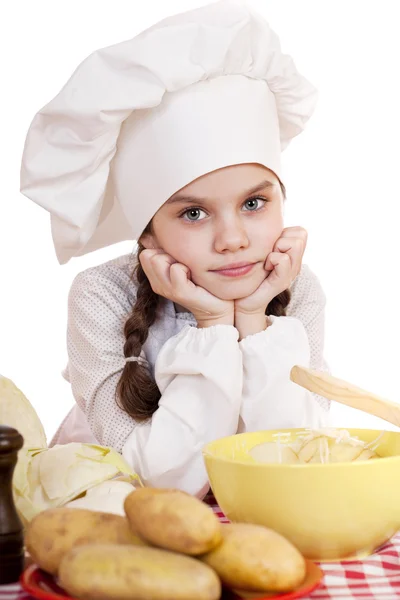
[58,544,221,600]
[124,487,221,555]
[297,437,324,463]
[25,507,145,575]
[354,448,378,461]
[327,442,364,463]
[201,523,306,592]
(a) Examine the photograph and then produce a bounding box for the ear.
[140,232,159,250]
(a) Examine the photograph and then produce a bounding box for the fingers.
[169,263,193,299]
[264,251,291,274]
[140,248,176,269]
[139,250,193,303]
[139,250,179,297]
[273,237,305,254]
[278,226,308,241]
[169,262,191,279]
[271,227,307,277]
[273,237,305,274]
[241,252,291,312]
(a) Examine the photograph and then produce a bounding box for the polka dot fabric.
[287,264,331,412]
[54,254,329,450]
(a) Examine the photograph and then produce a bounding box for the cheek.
[153,227,204,270]
[251,218,283,254]
[171,245,200,269]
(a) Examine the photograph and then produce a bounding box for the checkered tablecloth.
[2,501,400,600]
[211,504,400,600]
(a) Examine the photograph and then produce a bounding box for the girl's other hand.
[140,249,234,327]
[234,227,307,337]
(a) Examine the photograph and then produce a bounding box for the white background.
[1,0,399,440]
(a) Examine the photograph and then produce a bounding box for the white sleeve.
[122,324,242,496]
[239,316,329,433]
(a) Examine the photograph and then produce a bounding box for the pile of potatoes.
[25,487,307,600]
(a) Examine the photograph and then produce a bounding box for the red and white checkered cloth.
[2,502,400,600]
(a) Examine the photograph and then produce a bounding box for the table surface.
[2,500,400,600]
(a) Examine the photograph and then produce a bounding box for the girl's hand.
[140,249,234,327]
[234,227,307,337]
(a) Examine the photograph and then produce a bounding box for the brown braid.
[266,289,291,317]
[116,180,291,421]
[116,235,161,422]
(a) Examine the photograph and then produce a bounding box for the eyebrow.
[166,179,276,205]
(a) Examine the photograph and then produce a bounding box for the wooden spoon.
[290,365,400,428]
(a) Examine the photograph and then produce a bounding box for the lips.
[211,261,256,271]
[210,261,258,278]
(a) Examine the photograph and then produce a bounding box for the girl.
[20,0,330,497]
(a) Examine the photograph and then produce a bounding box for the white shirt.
[52,253,330,495]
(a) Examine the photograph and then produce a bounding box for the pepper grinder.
[0,425,24,584]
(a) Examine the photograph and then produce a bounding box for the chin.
[204,278,263,301]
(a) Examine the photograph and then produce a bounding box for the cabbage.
[0,375,46,448]
[65,480,136,515]
[0,373,141,523]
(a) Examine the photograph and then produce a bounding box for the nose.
[213,215,249,253]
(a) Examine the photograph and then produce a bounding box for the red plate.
[21,560,323,600]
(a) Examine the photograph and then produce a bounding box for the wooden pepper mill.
[0,425,24,584]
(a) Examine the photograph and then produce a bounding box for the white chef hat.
[20,0,317,265]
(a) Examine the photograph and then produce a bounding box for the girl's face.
[142,163,284,300]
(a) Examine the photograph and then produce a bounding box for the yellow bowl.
[203,428,400,561]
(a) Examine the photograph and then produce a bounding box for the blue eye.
[243,197,266,211]
[182,208,206,221]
